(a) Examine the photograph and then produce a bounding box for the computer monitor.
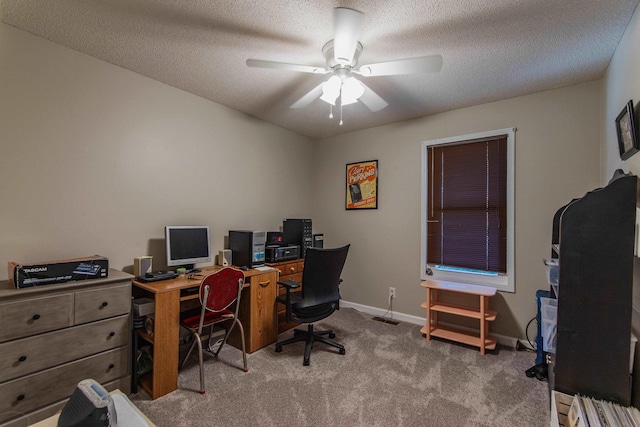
[165,226,211,270]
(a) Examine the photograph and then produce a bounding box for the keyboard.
[137,270,178,282]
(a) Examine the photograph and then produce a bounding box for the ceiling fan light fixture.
[320,75,342,105]
[341,77,365,105]
[319,93,336,105]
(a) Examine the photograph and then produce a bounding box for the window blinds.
[427,135,507,273]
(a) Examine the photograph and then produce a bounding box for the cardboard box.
[8,255,109,288]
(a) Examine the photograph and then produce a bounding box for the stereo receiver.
[265,245,299,262]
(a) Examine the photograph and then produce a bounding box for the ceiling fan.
[246,7,443,124]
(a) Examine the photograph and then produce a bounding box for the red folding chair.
[180,267,247,394]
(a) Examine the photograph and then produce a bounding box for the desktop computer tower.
[228,230,266,268]
[283,219,312,258]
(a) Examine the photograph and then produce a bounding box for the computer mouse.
[239,266,249,271]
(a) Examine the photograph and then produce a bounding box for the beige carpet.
[130,308,549,426]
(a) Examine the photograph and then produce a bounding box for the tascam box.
[8,255,109,288]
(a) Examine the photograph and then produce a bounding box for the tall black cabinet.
[549,170,638,406]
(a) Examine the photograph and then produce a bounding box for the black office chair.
[275,244,350,366]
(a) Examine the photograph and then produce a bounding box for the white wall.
[0,24,314,279]
[313,81,602,338]
[603,4,640,181]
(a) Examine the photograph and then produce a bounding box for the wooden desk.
[266,259,305,334]
[132,267,277,399]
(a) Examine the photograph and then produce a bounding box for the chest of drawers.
[0,269,133,427]
[267,259,304,334]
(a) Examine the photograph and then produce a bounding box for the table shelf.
[420,301,497,321]
[420,279,497,354]
[421,325,497,350]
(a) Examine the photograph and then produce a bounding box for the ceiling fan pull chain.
[339,103,344,126]
[329,104,334,119]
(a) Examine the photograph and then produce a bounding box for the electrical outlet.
[388,287,396,299]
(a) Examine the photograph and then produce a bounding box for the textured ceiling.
[2,0,639,139]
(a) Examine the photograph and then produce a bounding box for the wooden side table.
[420,279,497,354]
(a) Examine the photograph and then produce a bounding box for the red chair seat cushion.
[181,309,234,330]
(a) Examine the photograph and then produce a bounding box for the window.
[421,128,515,292]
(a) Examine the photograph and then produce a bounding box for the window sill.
[422,268,512,293]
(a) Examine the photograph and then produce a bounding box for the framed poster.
[346,160,378,210]
[615,100,639,160]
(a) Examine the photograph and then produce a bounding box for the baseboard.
[340,299,519,348]
[341,300,426,325]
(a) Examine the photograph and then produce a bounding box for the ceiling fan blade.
[358,82,388,112]
[290,83,325,109]
[333,8,363,65]
[359,55,443,76]
[246,59,327,74]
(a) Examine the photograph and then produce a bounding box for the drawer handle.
[289,267,295,272]
[17,394,25,401]
[108,363,115,370]
[32,314,40,320]
[277,269,282,274]
[109,332,115,337]
[101,301,109,308]
[18,355,27,362]
[259,280,270,287]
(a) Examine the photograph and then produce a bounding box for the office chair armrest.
[277,280,300,290]
[276,280,300,322]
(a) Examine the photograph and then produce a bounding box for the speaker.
[134,256,153,277]
[218,250,232,267]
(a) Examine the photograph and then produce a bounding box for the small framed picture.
[615,100,639,160]
[346,160,378,210]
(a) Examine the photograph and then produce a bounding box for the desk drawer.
[0,294,73,343]
[0,347,128,423]
[75,283,131,324]
[280,262,300,276]
[0,315,129,383]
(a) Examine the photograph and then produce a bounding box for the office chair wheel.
[329,332,335,338]
[275,344,282,353]
[339,348,345,355]
[303,357,310,366]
